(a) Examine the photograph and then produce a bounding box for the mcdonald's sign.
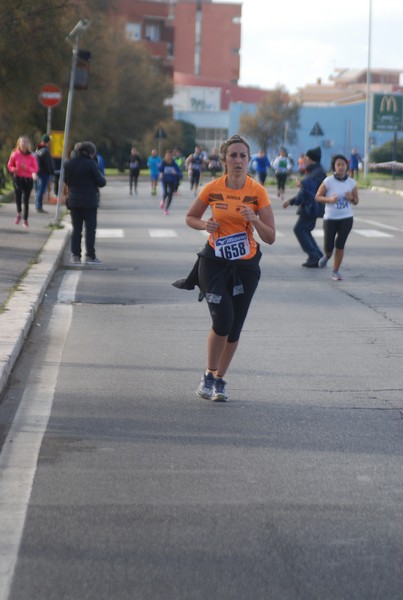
[372,93,403,131]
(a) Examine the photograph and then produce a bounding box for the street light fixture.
[55,19,91,222]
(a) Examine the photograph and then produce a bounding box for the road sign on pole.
[39,83,62,108]
[372,93,403,131]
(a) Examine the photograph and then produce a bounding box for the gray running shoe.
[318,255,329,268]
[71,255,81,264]
[85,257,102,265]
[212,377,228,402]
[332,270,343,281]
[197,371,215,400]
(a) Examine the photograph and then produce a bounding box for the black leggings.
[198,252,261,343]
[323,217,353,254]
[129,169,140,191]
[14,176,33,220]
[162,181,175,209]
[275,172,287,190]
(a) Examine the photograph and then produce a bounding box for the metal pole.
[363,0,372,179]
[46,107,52,135]
[53,19,90,223]
[54,39,79,222]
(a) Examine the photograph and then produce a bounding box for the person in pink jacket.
[7,136,38,228]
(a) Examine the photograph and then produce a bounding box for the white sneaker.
[197,371,215,400]
[212,377,228,402]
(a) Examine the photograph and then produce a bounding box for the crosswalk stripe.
[149,229,178,238]
[355,218,402,232]
[146,228,394,240]
[97,228,124,238]
[354,229,393,238]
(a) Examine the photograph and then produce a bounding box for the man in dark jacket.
[64,141,106,265]
[283,146,326,267]
[35,134,55,213]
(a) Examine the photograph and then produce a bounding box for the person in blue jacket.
[159,149,181,215]
[349,147,361,178]
[252,149,271,186]
[282,146,326,267]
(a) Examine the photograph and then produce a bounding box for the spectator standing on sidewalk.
[7,135,38,229]
[35,134,54,213]
[64,141,106,265]
[282,146,326,267]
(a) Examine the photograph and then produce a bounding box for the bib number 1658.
[215,232,250,260]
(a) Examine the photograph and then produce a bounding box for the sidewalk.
[0,198,70,396]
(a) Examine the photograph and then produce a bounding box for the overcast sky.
[215,0,403,92]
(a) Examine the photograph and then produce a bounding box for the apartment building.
[115,0,241,83]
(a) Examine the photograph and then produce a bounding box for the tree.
[240,87,300,153]
[0,1,173,170]
[0,0,94,167]
[370,138,403,163]
[68,16,173,169]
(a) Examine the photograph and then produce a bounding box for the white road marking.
[354,218,402,232]
[150,227,394,241]
[57,271,82,304]
[0,274,78,599]
[149,229,178,238]
[96,228,124,238]
[354,229,394,238]
[201,230,285,237]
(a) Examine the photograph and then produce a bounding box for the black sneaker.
[197,371,215,400]
[212,377,228,402]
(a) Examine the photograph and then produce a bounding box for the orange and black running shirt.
[198,175,271,260]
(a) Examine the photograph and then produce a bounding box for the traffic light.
[74,50,91,90]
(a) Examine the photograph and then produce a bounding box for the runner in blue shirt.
[147,149,161,196]
[159,150,181,215]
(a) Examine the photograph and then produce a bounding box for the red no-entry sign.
[39,83,62,108]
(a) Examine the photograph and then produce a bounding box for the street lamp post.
[363,0,372,179]
[55,19,91,222]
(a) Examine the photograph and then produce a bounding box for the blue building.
[173,68,403,170]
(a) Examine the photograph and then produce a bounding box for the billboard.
[372,94,403,131]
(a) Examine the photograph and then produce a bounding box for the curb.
[0,221,71,397]
[371,186,403,197]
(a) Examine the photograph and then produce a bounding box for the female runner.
[182,134,276,402]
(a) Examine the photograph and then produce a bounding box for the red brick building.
[115,0,241,83]
[174,0,241,83]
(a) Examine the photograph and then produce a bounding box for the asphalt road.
[1,178,402,600]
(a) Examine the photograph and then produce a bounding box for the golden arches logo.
[380,95,398,113]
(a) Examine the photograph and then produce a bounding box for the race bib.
[336,196,349,209]
[214,232,250,260]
